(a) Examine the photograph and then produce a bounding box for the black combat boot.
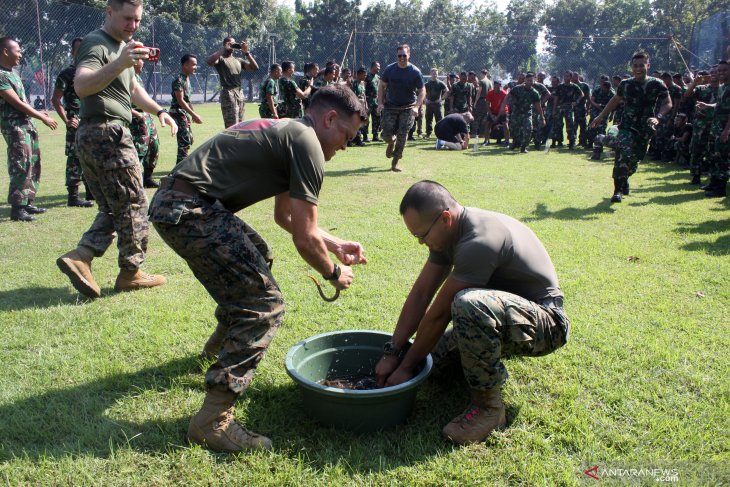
[68,185,94,208]
[25,200,47,214]
[591,148,602,160]
[689,174,701,185]
[84,181,95,201]
[610,179,623,203]
[622,179,630,196]
[705,180,727,198]
[700,178,718,191]
[10,205,34,222]
[143,168,160,188]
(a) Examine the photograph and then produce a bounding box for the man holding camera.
[56,0,177,298]
[207,37,259,128]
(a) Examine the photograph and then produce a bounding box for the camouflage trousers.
[654,121,674,160]
[65,117,84,188]
[613,128,651,180]
[689,123,711,177]
[510,112,533,149]
[220,87,245,128]
[149,181,285,395]
[170,111,193,165]
[708,127,730,181]
[2,121,40,206]
[431,289,569,390]
[472,99,489,137]
[552,105,576,143]
[380,108,415,160]
[586,110,608,146]
[258,101,276,119]
[408,107,423,138]
[424,102,443,137]
[130,114,159,171]
[365,101,380,137]
[75,121,149,270]
[574,106,588,144]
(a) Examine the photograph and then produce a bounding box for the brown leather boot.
[200,323,228,360]
[187,389,272,452]
[56,246,101,299]
[442,387,507,445]
[114,269,167,292]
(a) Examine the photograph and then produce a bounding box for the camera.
[230,43,242,49]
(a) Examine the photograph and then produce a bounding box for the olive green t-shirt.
[76,29,134,124]
[428,207,563,302]
[215,55,250,89]
[172,117,324,212]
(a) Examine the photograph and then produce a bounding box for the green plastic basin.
[285,330,432,432]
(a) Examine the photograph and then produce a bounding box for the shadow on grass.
[524,201,616,222]
[0,356,200,461]
[0,286,90,311]
[675,218,730,255]
[0,356,508,471]
[325,165,392,178]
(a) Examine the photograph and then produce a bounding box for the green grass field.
[0,103,728,486]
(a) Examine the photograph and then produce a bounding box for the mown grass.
[0,104,728,486]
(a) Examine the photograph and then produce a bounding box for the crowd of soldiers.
[2,34,729,224]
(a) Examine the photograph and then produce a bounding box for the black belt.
[160,176,215,204]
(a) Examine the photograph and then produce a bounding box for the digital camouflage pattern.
[656,83,685,159]
[587,87,615,144]
[530,82,549,143]
[365,72,381,137]
[170,73,193,165]
[688,84,717,177]
[1,68,41,206]
[279,77,303,119]
[613,76,669,180]
[130,112,159,171]
[552,82,582,142]
[299,76,314,109]
[258,78,280,118]
[56,65,84,187]
[220,87,244,128]
[708,85,730,181]
[149,182,285,395]
[574,81,591,144]
[508,84,540,148]
[380,108,415,159]
[75,121,149,270]
[430,289,569,390]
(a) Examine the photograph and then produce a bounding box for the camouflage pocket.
[148,198,187,225]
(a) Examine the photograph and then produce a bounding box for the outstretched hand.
[335,241,367,265]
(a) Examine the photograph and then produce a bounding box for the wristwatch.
[383,341,404,358]
[156,108,168,117]
[323,263,340,281]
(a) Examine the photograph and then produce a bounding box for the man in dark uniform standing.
[377,44,425,172]
[51,36,94,208]
[149,85,368,452]
[206,37,259,128]
[365,61,381,141]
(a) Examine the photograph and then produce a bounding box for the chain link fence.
[3,0,723,111]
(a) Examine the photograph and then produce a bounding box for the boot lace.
[215,411,259,443]
[458,404,482,425]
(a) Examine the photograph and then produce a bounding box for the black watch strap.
[323,263,340,281]
[156,108,168,117]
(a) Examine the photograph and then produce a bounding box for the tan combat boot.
[114,269,167,292]
[442,387,507,445]
[200,323,228,360]
[56,246,101,299]
[187,389,272,452]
